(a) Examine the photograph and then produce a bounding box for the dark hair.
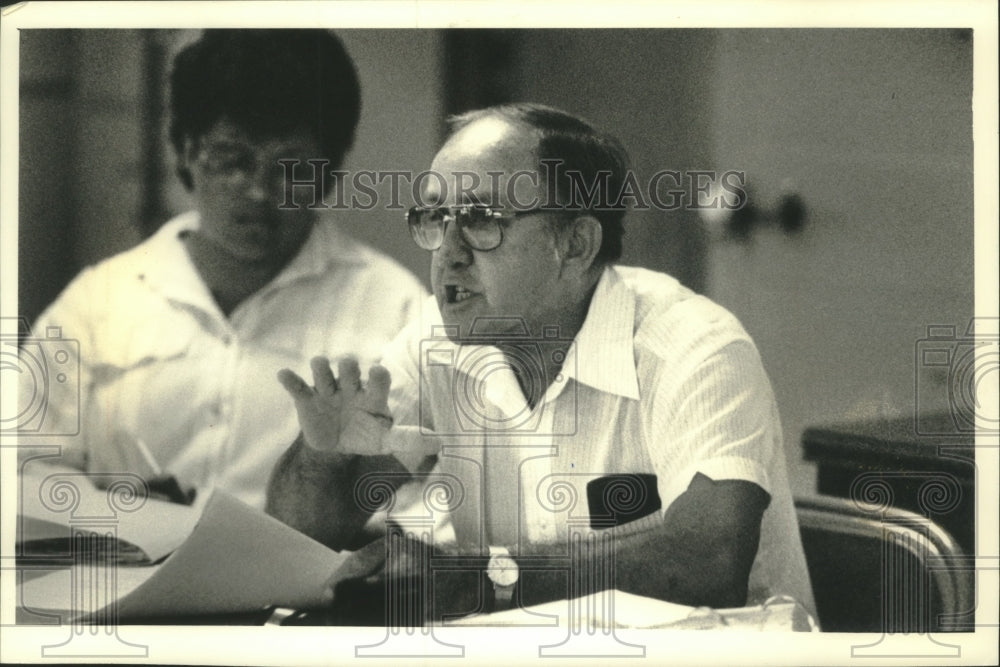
[169,29,361,190]
[447,103,628,265]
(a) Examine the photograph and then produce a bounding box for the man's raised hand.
[277,357,394,455]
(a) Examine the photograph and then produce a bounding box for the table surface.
[802,412,975,476]
[14,569,816,630]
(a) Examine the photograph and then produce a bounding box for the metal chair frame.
[795,494,972,632]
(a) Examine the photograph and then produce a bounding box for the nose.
[241,165,276,203]
[436,215,473,267]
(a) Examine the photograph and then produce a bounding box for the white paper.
[19,491,350,621]
[17,468,205,563]
[446,589,694,628]
[111,491,348,619]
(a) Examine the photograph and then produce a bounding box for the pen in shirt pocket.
[135,438,197,506]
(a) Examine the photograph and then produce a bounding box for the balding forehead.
[425,116,548,209]
[441,116,540,162]
[451,116,515,145]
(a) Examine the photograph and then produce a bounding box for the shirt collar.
[139,210,365,301]
[137,212,213,309]
[562,265,640,400]
[422,265,640,405]
[267,212,367,289]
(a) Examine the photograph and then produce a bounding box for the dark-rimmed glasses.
[196,140,317,192]
[406,204,547,252]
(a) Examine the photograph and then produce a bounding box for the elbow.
[638,539,754,609]
[667,550,750,609]
[704,562,750,609]
[693,537,757,608]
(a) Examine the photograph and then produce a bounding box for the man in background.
[20,30,425,509]
[269,103,814,616]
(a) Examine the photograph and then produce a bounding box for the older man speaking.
[269,103,814,618]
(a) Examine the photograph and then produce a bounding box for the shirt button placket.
[523,403,558,545]
[214,329,238,473]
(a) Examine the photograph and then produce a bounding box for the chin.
[229,244,274,264]
[435,306,483,343]
[438,314,474,342]
[228,231,297,265]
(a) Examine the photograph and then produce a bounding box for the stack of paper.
[18,472,205,564]
[18,492,350,622]
[446,590,816,631]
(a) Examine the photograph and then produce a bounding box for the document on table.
[17,470,205,563]
[18,491,351,622]
[446,589,817,631]
[446,589,695,628]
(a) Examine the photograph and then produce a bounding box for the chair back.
[795,495,971,632]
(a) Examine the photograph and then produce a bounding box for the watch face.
[488,555,519,587]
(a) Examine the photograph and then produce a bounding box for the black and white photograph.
[1,1,997,665]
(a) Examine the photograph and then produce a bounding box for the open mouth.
[445,284,479,304]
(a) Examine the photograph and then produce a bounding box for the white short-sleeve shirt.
[381,264,815,613]
[20,211,427,509]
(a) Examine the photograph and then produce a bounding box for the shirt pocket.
[87,311,200,386]
[83,311,205,470]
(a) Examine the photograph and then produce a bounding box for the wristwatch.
[486,546,519,611]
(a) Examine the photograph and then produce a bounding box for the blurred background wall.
[17,29,974,495]
[705,30,973,493]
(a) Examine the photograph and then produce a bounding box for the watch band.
[487,546,519,611]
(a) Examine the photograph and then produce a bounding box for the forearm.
[374,526,746,622]
[516,527,750,610]
[517,476,767,609]
[328,518,752,624]
[265,433,410,551]
[614,528,751,608]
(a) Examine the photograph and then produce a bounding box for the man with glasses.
[22,30,426,511]
[269,104,814,617]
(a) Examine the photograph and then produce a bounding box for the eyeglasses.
[406,204,546,252]
[196,141,315,191]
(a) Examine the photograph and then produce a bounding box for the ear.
[179,136,199,170]
[557,214,602,277]
[171,136,198,191]
[175,136,200,192]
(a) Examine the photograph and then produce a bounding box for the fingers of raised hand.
[364,365,392,414]
[310,356,338,397]
[277,368,313,399]
[335,365,394,456]
[338,356,363,397]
